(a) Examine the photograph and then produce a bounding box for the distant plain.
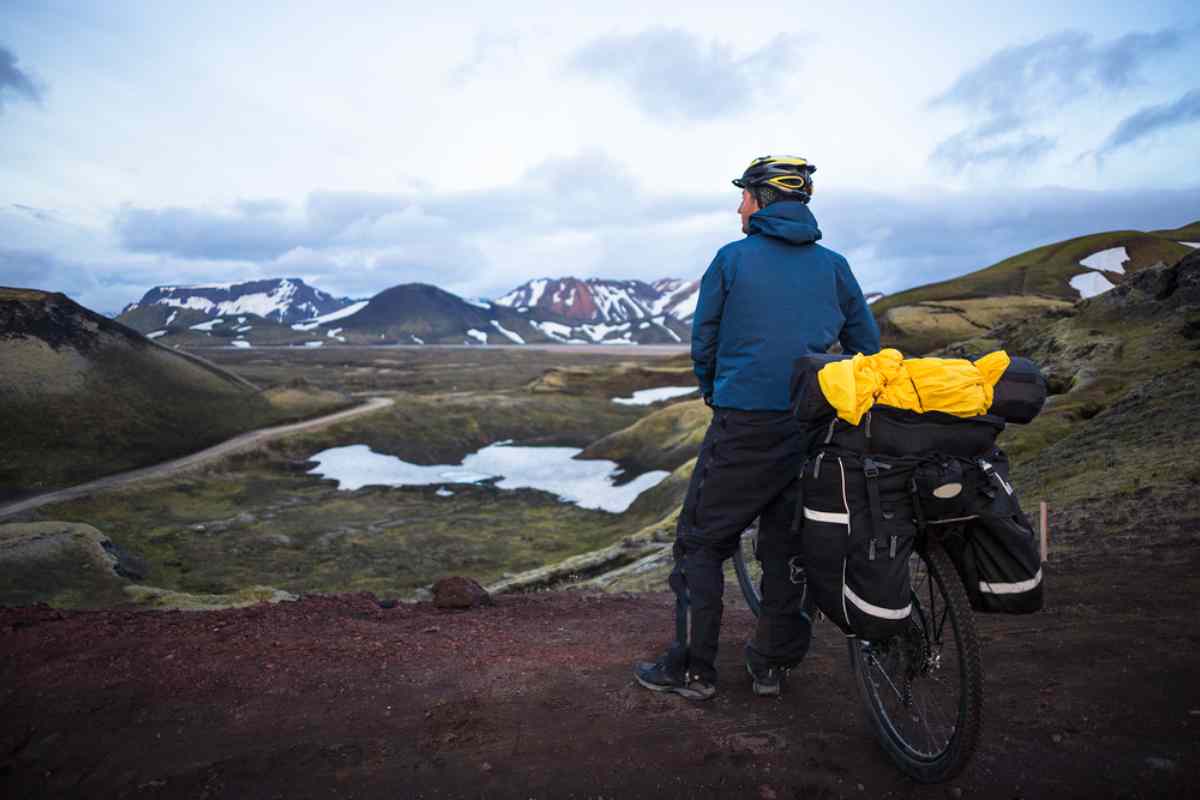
[13,345,695,604]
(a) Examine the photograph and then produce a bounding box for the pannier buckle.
[863,458,880,479]
[868,539,877,560]
[889,535,897,559]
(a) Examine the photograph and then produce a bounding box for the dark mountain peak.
[127,278,355,324]
[1,286,144,353]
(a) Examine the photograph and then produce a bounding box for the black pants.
[666,408,813,684]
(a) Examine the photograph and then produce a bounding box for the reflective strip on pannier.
[800,451,917,640]
[844,583,912,619]
[804,506,849,525]
[979,567,1043,595]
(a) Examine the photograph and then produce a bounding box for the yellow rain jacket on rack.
[816,348,1012,425]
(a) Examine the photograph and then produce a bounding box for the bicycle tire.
[847,540,983,783]
[732,527,762,616]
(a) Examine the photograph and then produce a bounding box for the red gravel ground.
[2,546,1198,799]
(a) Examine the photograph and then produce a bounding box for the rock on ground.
[432,576,494,609]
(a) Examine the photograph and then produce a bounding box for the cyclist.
[634,156,881,700]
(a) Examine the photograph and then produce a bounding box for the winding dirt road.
[0,397,394,519]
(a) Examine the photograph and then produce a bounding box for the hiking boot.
[633,659,716,701]
[746,662,785,697]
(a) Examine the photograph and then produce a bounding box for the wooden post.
[1039,501,1049,563]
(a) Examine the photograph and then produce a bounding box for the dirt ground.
[2,540,1198,800]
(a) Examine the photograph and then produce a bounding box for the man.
[634,156,881,700]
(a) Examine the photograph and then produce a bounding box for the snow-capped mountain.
[121,278,356,325]
[493,278,665,324]
[650,278,701,322]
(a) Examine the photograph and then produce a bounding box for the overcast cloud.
[16,158,1198,312]
[0,44,41,111]
[0,2,1197,313]
[1098,88,1200,158]
[569,28,794,121]
[927,26,1197,172]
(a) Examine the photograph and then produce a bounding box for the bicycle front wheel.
[847,540,983,783]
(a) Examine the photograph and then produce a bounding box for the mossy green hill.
[873,222,1198,354]
[0,288,349,500]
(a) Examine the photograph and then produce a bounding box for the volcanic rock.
[432,576,494,609]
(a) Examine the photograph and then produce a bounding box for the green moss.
[124,584,297,610]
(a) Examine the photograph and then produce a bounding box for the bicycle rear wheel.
[732,525,762,616]
[847,540,982,783]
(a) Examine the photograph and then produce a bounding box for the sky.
[1,0,1199,312]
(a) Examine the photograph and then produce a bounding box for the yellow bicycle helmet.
[732,156,816,203]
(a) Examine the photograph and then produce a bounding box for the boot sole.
[634,673,716,701]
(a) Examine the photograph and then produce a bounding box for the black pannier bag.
[789,352,851,454]
[822,405,1006,460]
[799,450,919,640]
[937,450,1044,614]
[986,356,1048,424]
[789,353,850,422]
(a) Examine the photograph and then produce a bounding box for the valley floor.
[2,539,1197,799]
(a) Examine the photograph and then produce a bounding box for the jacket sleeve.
[835,257,881,356]
[691,253,727,398]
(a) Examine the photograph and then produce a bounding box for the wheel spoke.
[866,650,906,703]
[850,542,982,780]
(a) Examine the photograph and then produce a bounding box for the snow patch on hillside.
[490,320,525,344]
[1080,247,1129,274]
[669,290,698,320]
[231,340,252,349]
[612,386,698,406]
[147,330,167,339]
[466,329,488,344]
[298,300,368,326]
[162,296,218,313]
[1182,242,1200,249]
[190,318,225,331]
[1070,271,1116,298]
[530,320,576,342]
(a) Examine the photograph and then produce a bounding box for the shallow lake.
[307,443,669,513]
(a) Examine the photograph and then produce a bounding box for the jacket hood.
[747,201,822,245]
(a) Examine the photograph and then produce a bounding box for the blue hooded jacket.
[692,201,881,410]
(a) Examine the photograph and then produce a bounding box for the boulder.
[432,576,494,609]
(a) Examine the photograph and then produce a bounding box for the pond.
[307,443,670,513]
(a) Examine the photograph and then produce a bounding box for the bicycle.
[732,527,982,783]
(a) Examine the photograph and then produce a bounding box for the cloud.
[0,247,61,290]
[447,30,522,86]
[568,28,794,120]
[112,151,723,265]
[115,204,306,261]
[929,117,1056,173]
[0,44,42,111]
[1097,88,1200,157]
[927,28,1192,170]
[816,184,1200,294]
[929,29,1185,117]
[21,150,1200,311]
